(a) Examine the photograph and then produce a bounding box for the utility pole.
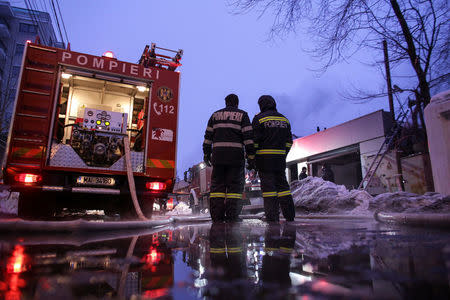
[383,40,405,191]
[383,40,395,123]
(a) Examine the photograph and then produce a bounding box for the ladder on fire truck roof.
[357,110,409,191]
[138,43,183,71]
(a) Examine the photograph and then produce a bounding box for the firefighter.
[251,95,295,222]
[203,94,255,222]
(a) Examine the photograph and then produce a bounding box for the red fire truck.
[184,163,262,213]
[1,42,182,218]
[184,163,212,213]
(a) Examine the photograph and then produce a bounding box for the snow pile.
[369,192,450,213]
[0,190,18,215]
[291,177,449,214]
[166,201,192,215]
[291,177,372,214]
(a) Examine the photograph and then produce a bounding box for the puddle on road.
[0,219,449,299]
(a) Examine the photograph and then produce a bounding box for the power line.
[25,0,47,44]
[50,0,64,45]
[55,0,69,44]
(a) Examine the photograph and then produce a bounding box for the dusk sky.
[16,0,394,177]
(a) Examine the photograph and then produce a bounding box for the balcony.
[0,23,10,39]
[0,1,14,18]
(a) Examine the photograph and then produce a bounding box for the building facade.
[0,0,63,154]
[0,1,64,132]
[286,110,394,191]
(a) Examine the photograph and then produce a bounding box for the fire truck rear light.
[146,182,166,191]
[15,173,41,184]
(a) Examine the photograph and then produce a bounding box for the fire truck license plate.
[77,176,115,186]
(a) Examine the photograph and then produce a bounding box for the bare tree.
[230,0,449,107]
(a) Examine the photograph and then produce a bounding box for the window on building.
[19,23,38,34]
[15,44,24,56]
[11,66,21,78]
[0,18,10,30]
[0,39,7,54]
[9,88,17,101]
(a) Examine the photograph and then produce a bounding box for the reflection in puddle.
[0,220,449,299]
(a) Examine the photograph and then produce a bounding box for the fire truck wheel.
[119,195,137,220]
[18,192,55,219]
[139,194,155,219]
[17,192,34,219]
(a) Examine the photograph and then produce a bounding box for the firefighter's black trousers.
[259,171,295,222]
[210,164,244,222]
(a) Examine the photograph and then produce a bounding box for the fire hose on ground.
[374,211,450,228]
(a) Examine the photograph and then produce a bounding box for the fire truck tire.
[17,192,33,219]
[138,194,155,219]
[18,192,55,219]
[119,195,137,220]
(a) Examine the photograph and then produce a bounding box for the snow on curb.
[370,192,450,213]
[0,189,18,215]
[291,177,449,214]
[291,177,372,214]
[166,201,192,215]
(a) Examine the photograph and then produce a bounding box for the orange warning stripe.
[11,146,43,159]
[147,159,175,169]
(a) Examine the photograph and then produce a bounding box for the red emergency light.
[102,51,115,58]
[14,173,42,184]
[146,181,166,191]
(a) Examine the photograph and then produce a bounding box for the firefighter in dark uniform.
[203,94,255,222]
[252,95,295,222]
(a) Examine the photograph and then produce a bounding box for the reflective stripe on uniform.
[213,123,242,130]
[226,193,242,199]
[210,192,226,198]
[262,191,277,197]
[206,126,213,132]
[254,143,259,148]
[280,247,293,253]
[210,247,226,253]
[227,247,242,253]
[213,142,243,148]
[242,125,252,132]
[243,139,254,145]
[256,149,286,155]
[286,143,292,147]
[264,247,278,251]
[203,139,212,145]
[259,116,289,124]
[278,190,291,197]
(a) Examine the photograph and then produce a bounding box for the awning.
[306,144,359,164]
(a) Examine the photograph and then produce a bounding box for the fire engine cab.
[1,42,183,218]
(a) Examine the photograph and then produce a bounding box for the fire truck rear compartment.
[48,72,149,171]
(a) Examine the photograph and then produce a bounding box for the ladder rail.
[358,111,408,190]
[357,138,388,189]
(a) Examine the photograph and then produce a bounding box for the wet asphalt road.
[0,216,449,299]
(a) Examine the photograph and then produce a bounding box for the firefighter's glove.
[246,158,256,171]
[204,154,211,167]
